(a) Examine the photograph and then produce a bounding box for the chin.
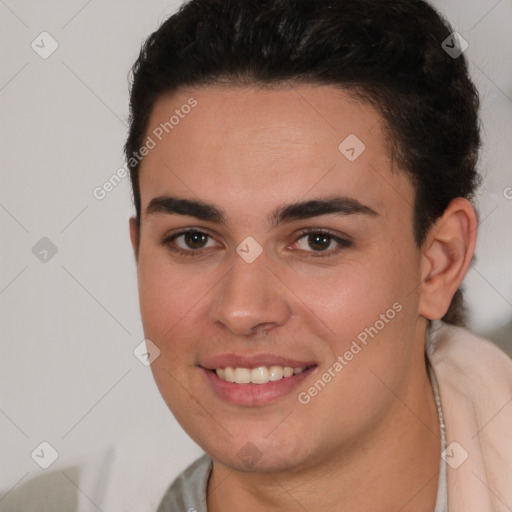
[218,449,304,474]
[201,432,311,473]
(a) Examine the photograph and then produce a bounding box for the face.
[130,84,426,473]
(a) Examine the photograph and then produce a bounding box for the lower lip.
[201,366,317,406]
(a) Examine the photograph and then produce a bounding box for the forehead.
[138,84,413,223]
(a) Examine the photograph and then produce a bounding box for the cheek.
[295,254,413,332]
[294,247,421,379]
[137,253,207,414]
[137,248,197,337]
[136,248,222,376]
[290,261,419,437]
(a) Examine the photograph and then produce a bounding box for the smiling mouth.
[210,364,317,384]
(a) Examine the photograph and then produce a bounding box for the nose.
[209,251,292,338]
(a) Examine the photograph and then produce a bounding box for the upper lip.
[200,353,317,370]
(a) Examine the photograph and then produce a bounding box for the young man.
[126,0,512,511]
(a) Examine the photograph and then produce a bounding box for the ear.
[418,198,477,320]
[129,216,139,263]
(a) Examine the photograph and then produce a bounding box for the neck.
[207,355,441,512]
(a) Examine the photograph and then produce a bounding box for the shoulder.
[426,323,512,508]
[426,320,512,462]
[426,320,512,398]
[156,454,212,512]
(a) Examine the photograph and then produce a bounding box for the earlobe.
[418,198,477,320]
[129,217,139,262]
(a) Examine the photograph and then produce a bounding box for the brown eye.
[181,231,209,249]
[305,233,332,251]
[161,229,218,257]
[294,229,352,256]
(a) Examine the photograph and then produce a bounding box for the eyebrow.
[145,195,378,227]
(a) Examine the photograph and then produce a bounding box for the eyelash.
[160,228,352,259]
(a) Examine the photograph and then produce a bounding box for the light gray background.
[1,0,511,499]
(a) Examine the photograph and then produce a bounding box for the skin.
[129,84,477,511]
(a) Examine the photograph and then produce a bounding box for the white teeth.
[215,365,307,384]
[283,366,294,378]
[223,367,236,382]
[269,365,283,381]
[250,366,269,384]
[234,367,251,383]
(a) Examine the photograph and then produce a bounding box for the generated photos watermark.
[298,301,403,405]
[92,97,198,200]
